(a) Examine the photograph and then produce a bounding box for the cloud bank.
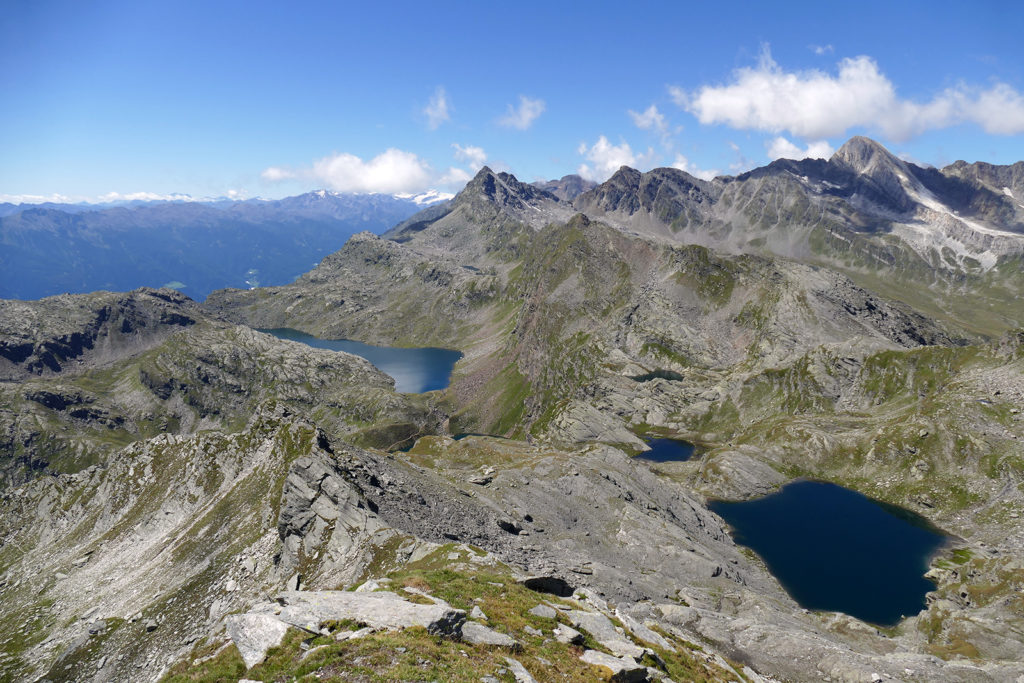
[263,149,434,194]
[672,48,1024,141]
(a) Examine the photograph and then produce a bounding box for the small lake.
[709,480,947,626]
[263,328,462,394]
[637,438,696,462]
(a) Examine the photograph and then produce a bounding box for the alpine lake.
[262,328,462,393]
[709,480,948,626]
[266,328,947,626]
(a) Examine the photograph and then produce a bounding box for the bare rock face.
[276,451,392,575]
[0,287,199,381]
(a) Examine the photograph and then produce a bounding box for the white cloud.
[439,167,473,186]
[452,143,487,169]
[262,148,434,194]
[765,136,835,161]
[424,86,451,130]
[671,154,720,181]
[667,85,688,109]
[576,136,654,182]
[629,104,668,135]
[261,166,292,182]
[676,47,1024,141]
[0,192,77,204]
[499,95,545,130]
[0,191,195,205]
[97,191,195,203]
[945,83,1024,135]
[810,44,834,55]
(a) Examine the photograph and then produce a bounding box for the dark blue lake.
[262,328,462,394]
[708,480,947,626]
[637,438,696,462]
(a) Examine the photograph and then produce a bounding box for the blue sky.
[2,0,1023,202]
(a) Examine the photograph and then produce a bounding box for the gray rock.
[504,656,539,683]
[461,621,520,649]
[270,590,465,636]
[524,625,542,637]
[354,578,389,593]
[470,605,487,620]
[615,609,674,651]
[226,613,290,669]
[527,604,557,619]
[580,649,649,682]
[567,610,644,659]
[554,623,584,645]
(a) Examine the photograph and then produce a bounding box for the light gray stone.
[580,649,649,682]
[504,656,538,683]
[226,613,290,669]
[269,590,464,636]
[527,604,557,619]
[615,609,674,651]
[470,605,488,620]
[554,623,584,645]
[461,621,520,649]
[567,610,644,659]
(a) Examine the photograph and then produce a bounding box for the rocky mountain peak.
[454,166,556,211]
[531,174,597,202]
[831,136,906,177]
[607,166,643,189]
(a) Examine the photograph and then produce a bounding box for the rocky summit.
[4,137,1024,682]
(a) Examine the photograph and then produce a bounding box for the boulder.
[270,590,464,636]
[554,623,584,645]
[580,649,650,682]
[226,614,290,669]
[567,610,645,659]
[504,656,539,683]
[527,604,557,619]
[461,621,520,649]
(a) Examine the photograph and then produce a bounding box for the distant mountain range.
[0,190,447,301]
